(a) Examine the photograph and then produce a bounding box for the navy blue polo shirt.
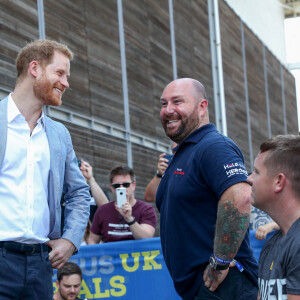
[156,124,258,300]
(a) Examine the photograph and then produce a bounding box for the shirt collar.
[7,93,22,123]
[39,110,46,127]
[7,93,45,127]
[181,123,217,145]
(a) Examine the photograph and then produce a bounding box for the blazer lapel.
[0,97,8,169]
[44,116,62,232]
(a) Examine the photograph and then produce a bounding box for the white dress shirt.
[0,94,50,243]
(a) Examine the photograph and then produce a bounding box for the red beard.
[33,74,63,106]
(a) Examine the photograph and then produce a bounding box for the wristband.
[232,259,244,272]
[209,255,230,270]
[127,216,136,226]
[213,254,232,264]
[211,254,244,272]
[156,170,162,178]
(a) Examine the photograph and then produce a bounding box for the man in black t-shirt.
[247,135,300,298]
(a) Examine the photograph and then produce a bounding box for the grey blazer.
[0,97,90,249]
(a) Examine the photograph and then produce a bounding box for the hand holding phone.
[116,188,127,208]
[77,159,81,167]
[164,154,174,163]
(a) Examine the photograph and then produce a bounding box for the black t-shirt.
[259,217,300,297]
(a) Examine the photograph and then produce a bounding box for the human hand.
[157,153,169,176]
[47,238,76,269]
[255,222,276,240]
[80,160,93,181]
[203,264,229,292]
[115,200,133,223]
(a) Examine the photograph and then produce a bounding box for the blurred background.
[0,0,299,208]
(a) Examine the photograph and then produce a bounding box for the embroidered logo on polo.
[224,162,244,169]
[173,168,185,175]
[223,162,248,178]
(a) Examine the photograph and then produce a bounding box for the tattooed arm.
[203,182,251,292]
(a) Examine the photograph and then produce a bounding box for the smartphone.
[116,187,127,208]
[77,159,81,167]
[164,154,174,164]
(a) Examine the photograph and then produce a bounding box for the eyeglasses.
[111,182,132,189]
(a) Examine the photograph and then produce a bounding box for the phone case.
[164,154,174,163]
[116,187,127,208]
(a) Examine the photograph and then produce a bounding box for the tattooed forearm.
[214,201,250,259]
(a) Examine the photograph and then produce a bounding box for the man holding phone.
[88,166,157,243]
[156,78,258,299]
[144,143,177,203]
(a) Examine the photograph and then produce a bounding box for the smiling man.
[0,40,90,299]
[88,166,157,244]
[156,78,258,300]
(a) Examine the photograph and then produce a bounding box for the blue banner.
[52,237,180,299]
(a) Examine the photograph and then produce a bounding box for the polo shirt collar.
[181,123,217,145]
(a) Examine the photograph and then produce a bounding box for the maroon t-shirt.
[90,200,157,243]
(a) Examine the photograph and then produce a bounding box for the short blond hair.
[16,39,73,78]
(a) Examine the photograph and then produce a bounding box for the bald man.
[156,78,258,300]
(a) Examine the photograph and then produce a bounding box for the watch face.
[209,256,229,270]
[209,256,216,268]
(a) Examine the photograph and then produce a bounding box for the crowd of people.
[0,38,299,300]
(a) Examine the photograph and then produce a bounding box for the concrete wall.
[225,0,286,63]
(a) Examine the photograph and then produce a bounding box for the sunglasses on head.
[111,182,132,189]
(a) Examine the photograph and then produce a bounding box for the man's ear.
[274,173,286,193]
[55,280,59,291]
[131,181,136,192]
[29,61,39,78]
[198,99,208,121]
[199,99,208,110]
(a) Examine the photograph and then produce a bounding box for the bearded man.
[0,40,90,299]
[54,262,85,300]
[156,78,258,299]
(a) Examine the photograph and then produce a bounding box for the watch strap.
[213,254,232,264]
[156,170,162,178]
[127,216,136,226]
[209,255,230,270]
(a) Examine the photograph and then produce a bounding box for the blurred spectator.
[54,262,87,300]
[81,220,92,246]
[79,159,109,207]
[144,142,177,202]
[255,221,279,241]
[249,206,273,231]
[61,160,109,236]
[88,166,157,244]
